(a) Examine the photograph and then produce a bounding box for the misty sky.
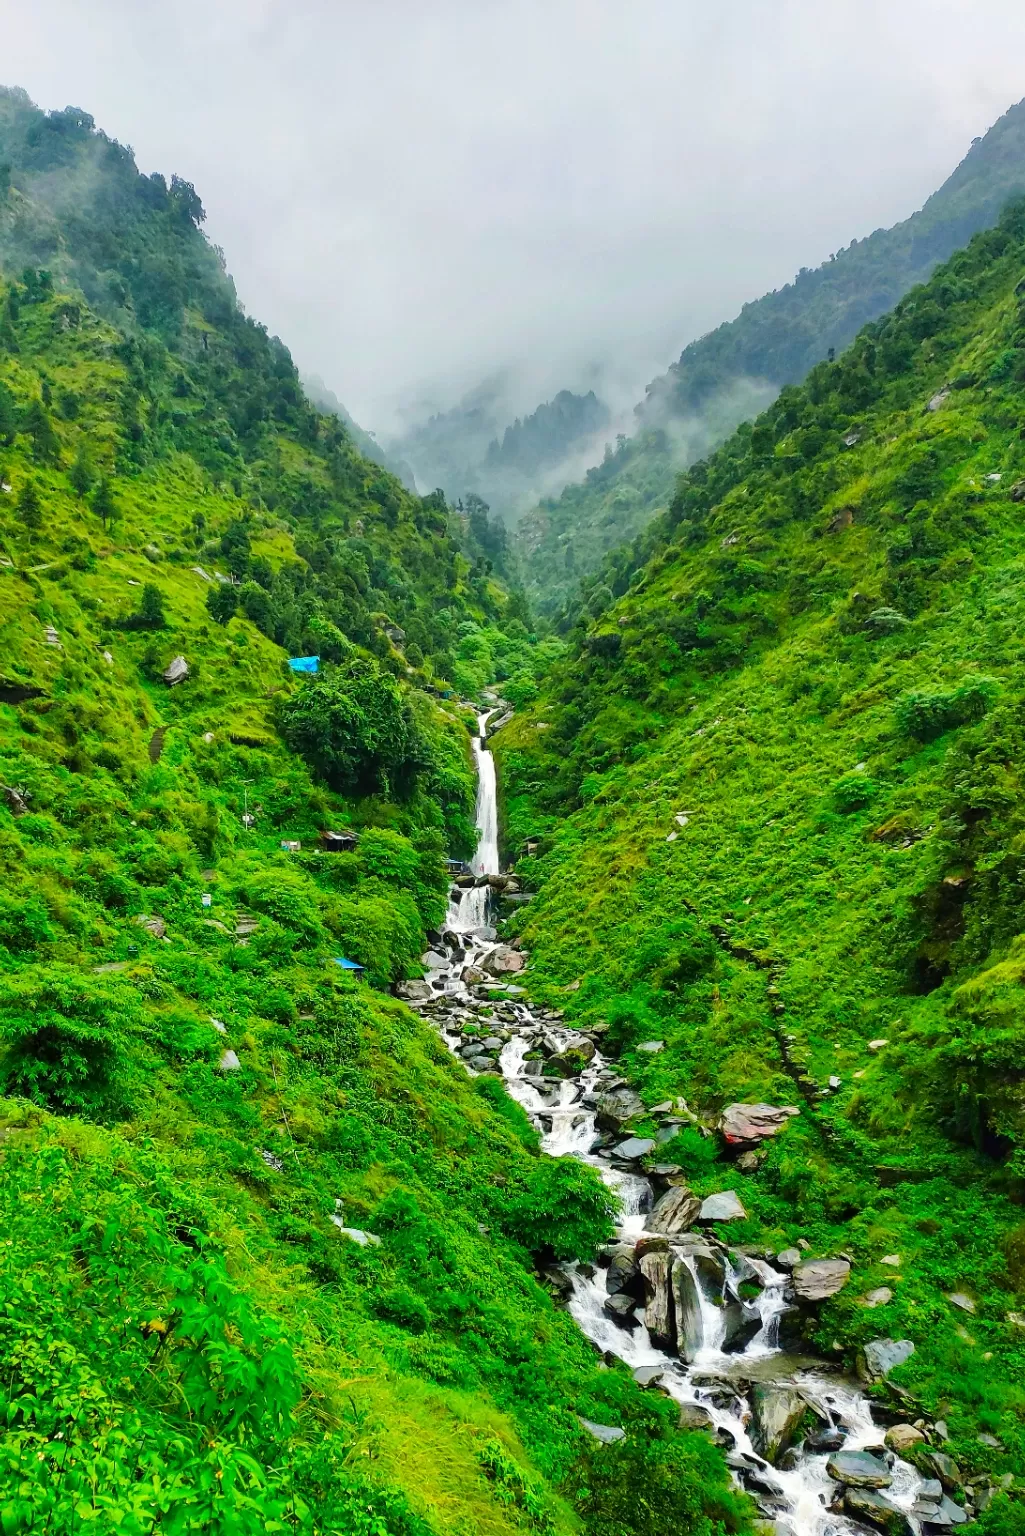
[4,0,1025,434]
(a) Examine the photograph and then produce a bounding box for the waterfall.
[412,705,926,1536]
[448,710,498,934]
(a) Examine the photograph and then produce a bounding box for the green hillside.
[496,198,1025,1509]
[0,92,750,1536]
[519,96,1025,617]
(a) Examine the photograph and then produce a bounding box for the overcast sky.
[4,0,1025,434]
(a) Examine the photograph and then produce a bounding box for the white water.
[414,709,925,1536]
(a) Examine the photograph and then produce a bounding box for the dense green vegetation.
[497,197,1025,1516]
[0,90,754,1536]
[518,95,1025,617]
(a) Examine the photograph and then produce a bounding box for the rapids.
[416,709,926,1536]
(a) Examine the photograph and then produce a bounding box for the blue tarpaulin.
[333,957,364,971]
[288,656,319,673]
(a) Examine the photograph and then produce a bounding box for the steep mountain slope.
[0,94,748,1536]
[519,96,1025,616]
[304,371,417,489]
[496,199,1025,1500]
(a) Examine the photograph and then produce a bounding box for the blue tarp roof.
[333,957,364,971]
[288,656,319,673]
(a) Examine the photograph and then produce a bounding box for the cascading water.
[413,703,927,1536]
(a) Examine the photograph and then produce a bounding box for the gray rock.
[671,1257,704,1362]
[885,1424,925,1453]
[637,1040,664,1054]
[699,1190,747,1222]
[639,1249,675,1351]
[481,946,525,976]
[421,950,448,968]
[602,1292,640,1328]
[826,1450,892,1489]
[678,1402,715,1431]
[595,1088,645,1130]
[632,1364,665,1388]
[916,1494,968,1527]
[720,1103,800,1146]
[605,1247,639,1297]
[864,1287,893,1308]
[926,1452,964,1493]
[776,1248,802,1270]
[613,1137,655,1161]
[792,1259,851,1301]
[578,1417,625,1444]
[806,1427,846,1453]
[843,1488,912,1535]
[162,655,189,685]
[218,1049,241,1072]
[862,1338,915,1380]
[395,979,432,1002]
[645,1185,701,1236]
[750,1385,810,1465]
[946,1292,976,1313]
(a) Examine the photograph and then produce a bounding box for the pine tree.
[68,444,96,498]
[92,475,116,529]
[18,478,42,531]
[137,583,165,628]
[22,398,59,464]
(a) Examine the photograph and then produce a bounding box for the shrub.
[896,677,1000,741]
[0,966,140,1114]
[497,1157,616,1260]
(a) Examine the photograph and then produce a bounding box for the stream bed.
[405,710,941,1536]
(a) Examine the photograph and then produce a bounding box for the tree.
[239,579,275,634]
[277,660,431,798]
[92,476,116,529]
[206,584,239,624]
[22,398,59,463]
[68,443,96,497]
[0,381,17,444]
[18,478,41,531]
[137,583,166,628]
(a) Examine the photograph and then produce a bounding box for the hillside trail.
[406,710,929,1536]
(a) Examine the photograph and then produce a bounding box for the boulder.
[540,1264,575,1300]
[671,1257,704,1363]
[645,1185,701,1236]
[946,1292,975,1313]
[602,1293,640,1328]
[776,1248,802,1270]
[720,1103,799,1147]
[595,1088,645,1129]
[864,1287,894,1308]
[826,1450,892,1489]
[807,1427,846,1453]
[750,1386,811,1465]
[862,1338,915,1381]
[637,1040,664,1054]
[135,914,167,939]
[162,655,189,685]
[218,1049,241,1072]
[639,1249,675,1351]
[481,947,525,976]
[461,966,486,985]
[916,1494,968,1527]
[395,979,432,1003]
[421,950,448,968]
[699,1190,747,1223]
[792,1259,850,1301]
[885,1424,926,1454]
[632,1364,665,1389]
[613,1136,656,1162]
[578,1417,625,1444]
[678,1402,715,1431]
[926,1452,964,1493]
[605,1247,640,1297]
[843,1488,912,1535]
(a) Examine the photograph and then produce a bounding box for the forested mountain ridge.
[0,90,751,1536]
[386,380,613,522]
[495,197,1025,1508]
[519,95,1025,616]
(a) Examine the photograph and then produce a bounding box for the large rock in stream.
[644,1185,701,1235]
[843,1488,913,1536]
[481,946,526,976]
[639,1248,675,1350]
[671,1256,705,1363]
[749,1384,812,1465]
[826,1450,892,1488]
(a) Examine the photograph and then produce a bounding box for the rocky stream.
[399,709,970,1536]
